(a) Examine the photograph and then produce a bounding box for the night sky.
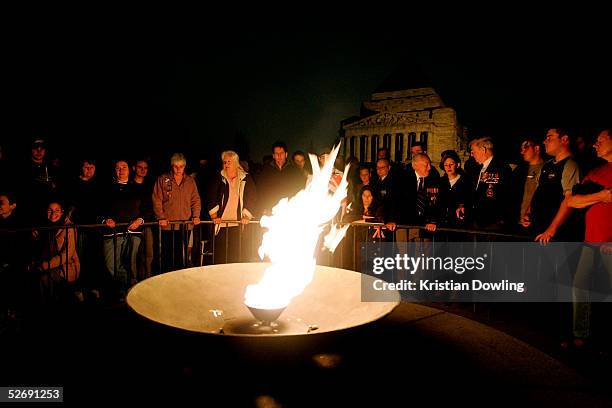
[5,24,610,170]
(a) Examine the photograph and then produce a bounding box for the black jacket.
[99,181,146,225]
[464,157,513,229]
[372,173,403,224]
[255,162,303,214]
[439,173,471,227]
[404,171,443,226]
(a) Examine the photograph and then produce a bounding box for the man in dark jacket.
[19,138,63,225]
[458,137,513,232]
[372,158,403,227]
[256,141,304,215]
[404,154,442,240]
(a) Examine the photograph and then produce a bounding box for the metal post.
[212,223,216,264]
[339,226,344,269]
[65,226,69,282]
[113,231,117,280]
[181,222,186,268]
[126,233,132,288]
[352,223,356,271]
[157,224,162,274]
[239,224,243,262]
[225,222,229,264]
[171,225,175,270]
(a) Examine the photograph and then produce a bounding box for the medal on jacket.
[483,172,499,198]
[427,187,439,204]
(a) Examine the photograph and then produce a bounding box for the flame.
[244,143,350,310]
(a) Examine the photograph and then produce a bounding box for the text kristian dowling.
[373,279,525,293]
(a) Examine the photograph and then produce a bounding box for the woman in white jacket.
[207,151,257,263]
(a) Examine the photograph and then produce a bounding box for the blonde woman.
[207,151,257,263]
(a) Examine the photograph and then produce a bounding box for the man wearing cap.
[19,138,62,224]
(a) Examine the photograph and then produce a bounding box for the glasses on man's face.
[47,209,62,214]
[376,166,388,170]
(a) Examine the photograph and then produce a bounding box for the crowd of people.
[0,128,611,352]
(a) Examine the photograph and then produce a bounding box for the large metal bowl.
[127,262,399,337]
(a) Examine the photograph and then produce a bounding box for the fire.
[244,144,350,310]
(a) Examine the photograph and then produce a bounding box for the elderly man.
[372,158,400,227]
[406,154,442,240]
[152,153,201,271]
[457,137,513,232]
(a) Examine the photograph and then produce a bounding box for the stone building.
[340,87,467,165]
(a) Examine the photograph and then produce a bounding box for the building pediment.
[364,94,444,113]
[343,112,422,130]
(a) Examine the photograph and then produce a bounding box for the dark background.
[4,20,610,172]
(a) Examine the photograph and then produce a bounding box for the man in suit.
[457,137,513,232]
[372,158,402,230]
[405,154,442,241]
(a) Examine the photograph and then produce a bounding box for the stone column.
[390,134,396,162]
[365,135,371,163]
[401,132,408,162]
[374,135,379,161]
[354,136,361,162]
[345,135,349,158]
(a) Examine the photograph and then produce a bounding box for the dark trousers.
[213,226,255,264]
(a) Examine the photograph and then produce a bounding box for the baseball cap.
[32,138,46,148]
